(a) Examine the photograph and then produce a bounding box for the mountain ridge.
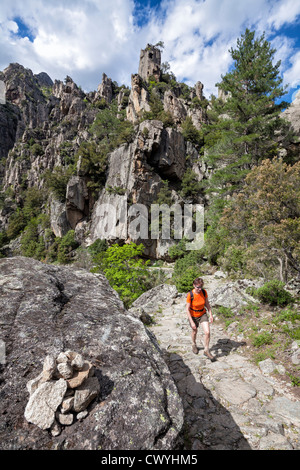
[0,42,299,274]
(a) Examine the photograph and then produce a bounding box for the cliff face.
[0,45,298,261]
[0,45,210,260]
[0,66,96,190]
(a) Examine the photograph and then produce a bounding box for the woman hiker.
[186,277,215,361]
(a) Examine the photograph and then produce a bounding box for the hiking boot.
[192,344,199,354]
[204,350,216,361]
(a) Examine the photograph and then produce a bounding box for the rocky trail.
[145,275,300,450]
[1,257,299,451]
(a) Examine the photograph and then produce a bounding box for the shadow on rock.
[162,351,251,450]
[94,369,114,402]
[211,338,247,360]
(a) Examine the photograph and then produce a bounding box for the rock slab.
[0,257,184,450]
[24,379,67,430]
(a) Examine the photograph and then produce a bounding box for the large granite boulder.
[0,257,184,450]
[209,279,264,312]
[131,284,178,312]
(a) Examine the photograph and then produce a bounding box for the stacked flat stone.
[24,351,100,436]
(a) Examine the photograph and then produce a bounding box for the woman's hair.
[193,277,204,286]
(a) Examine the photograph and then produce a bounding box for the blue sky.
[0,0,300,102]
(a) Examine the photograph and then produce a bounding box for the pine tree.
[204,29,292,196]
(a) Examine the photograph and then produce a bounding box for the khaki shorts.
[190,313,209,328]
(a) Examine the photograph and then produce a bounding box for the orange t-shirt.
[186,289,207,317]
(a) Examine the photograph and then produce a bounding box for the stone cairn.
[24,351,100,436]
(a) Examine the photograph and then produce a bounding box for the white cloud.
[6,20,19,34]
[267,0,300,29]
[140,0,277,96]
[0,0,299,98]
[284,50,300,88]
[141,0,300,97]
[0,0,138,89]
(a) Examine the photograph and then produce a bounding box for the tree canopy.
[203,28,292,196]
[219,158,300,280]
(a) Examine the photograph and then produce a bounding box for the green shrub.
[0,231,8,249]
[115,120,135,145]
[106,185,126,195]
[282,325,300,341]
[44,166,75,202]
[59,141,75,165]
[91,242,150,307]
[56,230,79,264]
[168,238,190,260]
[20,214,51,260]
[6,208,27,239]
[31,143,43,156]
[287,372,300,387]
[6,186,45,241]
[155,180,172,206]
[20,219,39,257]
[94,98,108,109]
[254,280,294,306]
[23,187,45,220]
[88,239,108,259]
[173,250,203,279]
[181,116,201,145]
[75,141,107,175]
[273,307,299,325]
[75,105,134,196]
[180,168,202,201]
[216,306,235,318]
[252,332,273,347]
[91,103,131,146]
[142,89,174,127]
[158,110,174,128]
[174,266,201,293]
[220,244,246,274]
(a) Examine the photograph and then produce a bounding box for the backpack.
[189,289,206,303]
[189,289,206,311]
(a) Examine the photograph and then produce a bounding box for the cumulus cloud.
[267,0,300,29]
[137,0,300,97]
[0,0,299,98]
[284,50,300,89]
[0,0,138,90]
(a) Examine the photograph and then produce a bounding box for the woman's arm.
[205,297,214,323]
[186,302,197,330]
